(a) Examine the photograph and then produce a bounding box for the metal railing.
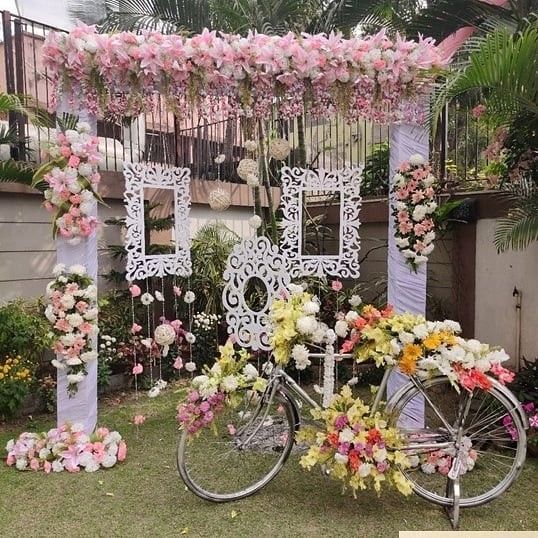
[1,10,492,192]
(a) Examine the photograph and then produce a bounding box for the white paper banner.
[55,103,98,434]
[386,122,428,428]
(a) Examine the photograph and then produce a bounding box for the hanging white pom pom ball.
[268,138,291,161]
[248,215,262,229]
[208,188,231,211]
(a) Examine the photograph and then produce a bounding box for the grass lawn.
[1,383,537,538]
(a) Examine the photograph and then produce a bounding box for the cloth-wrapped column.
[56,103,98,434]
[386,122,428,428]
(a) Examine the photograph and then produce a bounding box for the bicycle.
[177,354,529,529]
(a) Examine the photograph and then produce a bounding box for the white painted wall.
[474,218,538,365]
[0,193,255,302]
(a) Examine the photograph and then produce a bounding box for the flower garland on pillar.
[45,264,98,395]
[390,154,437,270]
[33,121,103,243]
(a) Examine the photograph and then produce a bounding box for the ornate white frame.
[279,166,363,278]
[124,162,192,281]
[222,236,291,351]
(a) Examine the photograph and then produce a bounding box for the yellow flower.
[423,333,442,350]
[399,344,422,375]
[392,470,413,496]
[0,372,4,380]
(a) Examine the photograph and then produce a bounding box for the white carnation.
[395,237,410,248]
[66,313,83,327]
[292,344,311,370]
[185,361,197,373]
[344,310,359,324]
[61,295,75,309]
[296,316,317,335]
[243,363,258,381]
[334,453,349,465]
[339,427,355,443]
[52,263,66,276]
[67,372,85,384]
[303,300,320,315]
[102,454,117,468]
[69,264,86,276]
[349,295,362,307]
[80,350,97,363]
[221,375,239,393]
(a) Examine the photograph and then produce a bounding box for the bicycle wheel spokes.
[178,389,296,501]
[390,377,526,507]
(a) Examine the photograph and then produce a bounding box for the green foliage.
[0,354,33,418]
[183,223,239,315]
[361,142,389,196]
[509,358,538,405]
[0,299,51,365]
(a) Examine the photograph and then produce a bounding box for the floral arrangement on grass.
[298,385,412,496]
[269,284,335,370]
[339,304,515,392]
[43,25,446,123]
[33,121,102,243]
[0,354,32,418]
[45,264,98,395]
[504,402,538,442]
[176,341,267,436]
[5,423,126,473]
[391,154,437,270]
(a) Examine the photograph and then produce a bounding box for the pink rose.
[132,363,143,375]
[129,284,141,298]
[173,357,183,370]
[117,441,127,462]
[68,155,81,167]
[30,458,40,471]
[331,280,343,292]
[131,323,142,334]
[173,286,182,297]
[134,414,146,425]
[44,461,52,474]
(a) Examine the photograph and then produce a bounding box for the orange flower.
[423,333,442,350]
[399,344,422,375]
[327,432,339,448]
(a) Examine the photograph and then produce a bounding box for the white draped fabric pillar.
[386,122,428,428]
[56,101,98,434]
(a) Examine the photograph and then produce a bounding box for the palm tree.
[0,93,48,192]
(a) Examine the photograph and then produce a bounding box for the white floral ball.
[185,361,197,373]
[246,173,260,187]
[243,140,258,153]
[409,154,425,166]
[248,215,262,229]
[208,188,231,211]
[237,158,259,180]
[268,138,290,161]
[154,324,176,346]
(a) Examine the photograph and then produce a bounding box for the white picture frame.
[279,166,363,279]
[222,236,291,351]
[124,162,192,281]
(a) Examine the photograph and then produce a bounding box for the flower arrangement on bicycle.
[338,303,515,392]
[298,385,413,496]
[176,340,267,435]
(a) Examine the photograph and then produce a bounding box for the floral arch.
[42,24,445,432]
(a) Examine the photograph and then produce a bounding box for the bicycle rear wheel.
[177,386,298,502]
[388,376,527,508]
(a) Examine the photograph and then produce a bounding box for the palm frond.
[494,192,538,251]
[0,160,45,191]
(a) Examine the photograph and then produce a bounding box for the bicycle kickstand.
[445,477,461,530]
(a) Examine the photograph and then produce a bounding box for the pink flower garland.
[36,122,102,243]
[5,423,126,473]
[391,154,437,270]
[45,264,98,395]
[42,25,447,123]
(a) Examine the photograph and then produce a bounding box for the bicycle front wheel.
[388,376,527,508]
[177,386,298,502]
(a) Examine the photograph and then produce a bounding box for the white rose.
[84,308,98,321]
[303,301,320,315]
[412,324,429,340]
[409,154,425,166]
[345,311,359,324]
[423,174,435,187]
[76,121,92,133]
[185,361,197,373]
[51,359,67,370]
[349,295,362,307]
[423,231,435,244]
[67,372,85,384]
[399,332,415,345]
[154,324,176,346]
[412,205,427,222]
[102,454,117,468]
[395,237,410,249]
[334,320,349,338]
[288,284,304,295]
[80,350,97,363]
[15,458,27,470]
[45,305,57,323]
[85,285,97,300]
[422,244,434,256]
[66,313,83,327]
[373,447,388,463]
[243,363,258,381]
[191,375,209,388]
[52,263,66,276]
